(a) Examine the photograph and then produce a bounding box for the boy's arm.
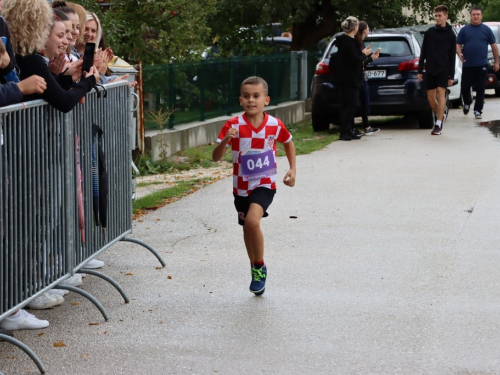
[212,127,238,161]
[282,140,296,187]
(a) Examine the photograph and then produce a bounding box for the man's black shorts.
[233,187,276,226]
[425,73,449,90]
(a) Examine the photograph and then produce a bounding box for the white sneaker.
[46,291,65,304]
[27,293,62,310]
[0,310,49,330]
[83,259,105,269]
[48,289,69,296]
[61,274,83,287]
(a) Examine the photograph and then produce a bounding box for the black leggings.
[340,85,359,134]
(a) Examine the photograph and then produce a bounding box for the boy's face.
[434,11,448,26]
[239,83,270,116]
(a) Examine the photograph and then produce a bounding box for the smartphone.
[81,42,96,78]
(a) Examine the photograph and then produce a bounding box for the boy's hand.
[17,75,47,95]
[224,128,238,141]
[283,169,295,187]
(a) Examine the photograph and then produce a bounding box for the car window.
[364,38,412,56]
[412,31,424,46]
[486,25,500,42]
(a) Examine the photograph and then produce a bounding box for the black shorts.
[425,73,449,90]
[233,187,276,226]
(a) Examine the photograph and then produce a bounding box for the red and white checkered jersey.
[217,112,292,197]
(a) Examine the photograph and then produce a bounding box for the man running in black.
[417,4,456,135]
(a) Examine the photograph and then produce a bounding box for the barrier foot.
[0,334,46,374]
[120,237,166,267]
[56,284,110,321]
[79,269,130,303]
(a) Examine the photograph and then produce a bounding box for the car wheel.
[311,110,330,132]
[417,109,434,129]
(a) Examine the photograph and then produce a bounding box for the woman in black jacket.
[336,16,379,141]
[3,0,99,113]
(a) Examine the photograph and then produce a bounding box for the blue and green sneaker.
[250,265,267,295]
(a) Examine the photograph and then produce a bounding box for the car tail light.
[398,58,419,71]
[315,62,330,75]
[487,74,495,83]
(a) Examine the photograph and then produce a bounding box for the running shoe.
[463,104,470,115]
[250,265,267,295]
[0,310,49,330]
[364,127,380,135]
[474,111,482,119]
[431,125,441,135]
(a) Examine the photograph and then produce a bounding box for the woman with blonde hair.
[65,1,87,59]
[335,16,380,141]
[3,0,99,113]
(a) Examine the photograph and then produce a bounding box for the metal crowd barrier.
[0,82,164,374]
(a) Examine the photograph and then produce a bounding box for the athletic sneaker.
[48,289,69,296]
[83,259,105,269]
[364,127,380,135]
[463,104,470,115]
[431,125,441,135]
[0,310,49,330]
[250,265,267,295]
[351,128,365,137]
[474,111,482,119]
[60,274,83,287]
[27,293,63,310]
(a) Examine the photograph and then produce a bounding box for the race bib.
[240,149,276,181]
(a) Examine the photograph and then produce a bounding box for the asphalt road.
[2,96,500,374]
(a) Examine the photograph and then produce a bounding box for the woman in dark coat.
[336,16,379,141]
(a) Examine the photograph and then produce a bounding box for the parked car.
[408,24,462,107]
[311,28,435,131]
[482,22,500,96]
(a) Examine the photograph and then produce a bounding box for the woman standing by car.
[355,21,380,135]
[336,16,379,140]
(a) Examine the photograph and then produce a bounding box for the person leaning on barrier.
[0,39,46,105]
[2,0,99,113]
[52,1,80,62]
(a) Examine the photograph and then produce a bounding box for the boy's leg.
[435,87,447,121]
[243,203,264,264]
[426,88,438,113]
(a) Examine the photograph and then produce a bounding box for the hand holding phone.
[82,42,96,79]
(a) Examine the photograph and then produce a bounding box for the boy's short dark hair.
[241,76,269,95]
[434,4,448,14]
[470,6,483,14]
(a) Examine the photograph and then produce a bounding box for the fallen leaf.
[53,342,66,347]
[155,218,161,221]
[89,322,99,326]
[102,331,107,334]
[38,333,44,337]
[138,219,143,222]
[6,355,16,359]
[126,272,133,276]
[167,275,172,279]
[155,267,162,270]
[70,302,79,305]
[159,320,163,324]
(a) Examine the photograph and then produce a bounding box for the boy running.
[417,4,456,135]
[212,76,296,296]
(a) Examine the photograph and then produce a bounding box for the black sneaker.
[431,125,441,135]
[364,127,380,135]
[339,133,352,141]
[463,104,470,115]
[250,265,267,295]
[474,111,482,119]
[351,128,365,137]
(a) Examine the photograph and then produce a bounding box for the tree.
[208,0,474,54]
[72,0,217,64]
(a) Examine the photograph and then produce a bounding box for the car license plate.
[366,70,386,79]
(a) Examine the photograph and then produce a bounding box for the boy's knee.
[243,214,261,230]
